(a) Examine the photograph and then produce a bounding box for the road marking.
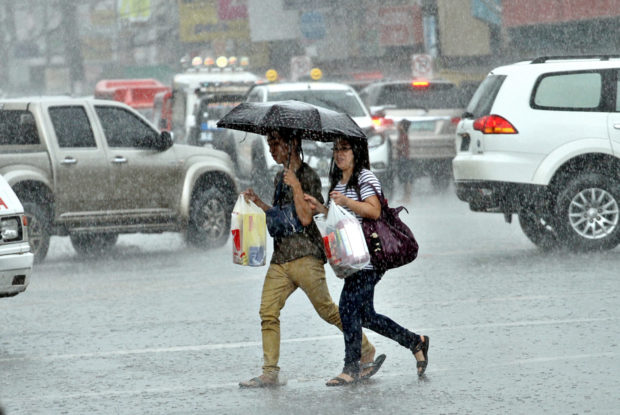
[2,351,618,404]
[0,317,616,363]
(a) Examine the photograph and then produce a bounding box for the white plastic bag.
[231,195,266,266]
[314,204,370,278]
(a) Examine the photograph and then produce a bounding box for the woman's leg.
[360,270,421,349]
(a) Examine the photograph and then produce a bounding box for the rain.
[1,1,619,414]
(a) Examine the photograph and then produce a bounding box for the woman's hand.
[329,190,350,208]
[304,193,327,215]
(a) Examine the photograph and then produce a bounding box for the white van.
[0,175,33,297]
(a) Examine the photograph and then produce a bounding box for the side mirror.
[157,131,173,150]
[369,106,387,118]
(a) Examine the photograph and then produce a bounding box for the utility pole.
[0,1,16,95]
[60,0,85,94]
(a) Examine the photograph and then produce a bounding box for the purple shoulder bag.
[357,183,419,272]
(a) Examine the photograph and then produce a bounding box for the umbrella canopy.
[216,100,367,142]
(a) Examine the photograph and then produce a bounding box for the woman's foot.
[412,335,430,377]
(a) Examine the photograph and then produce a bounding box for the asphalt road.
[1,180,619,414]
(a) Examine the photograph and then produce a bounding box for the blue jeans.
[339,269,421,373]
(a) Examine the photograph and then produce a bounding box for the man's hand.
[282,168,301,192]
[242,188,269,211]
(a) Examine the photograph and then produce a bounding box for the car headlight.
[367,133,386,148]
[1,216,22,242]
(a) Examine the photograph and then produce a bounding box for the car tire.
[70,233,118,256]
[22,202,51,264]
[555,173,620,251]
[187,187,231,248]
[518,210,559,251]
[430,173,451,191]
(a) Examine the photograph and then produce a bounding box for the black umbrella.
[216,100,367,142]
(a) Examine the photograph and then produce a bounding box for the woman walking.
[305,136,429,386]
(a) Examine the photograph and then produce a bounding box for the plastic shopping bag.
[313,204,370,278]
[231,195,266,266]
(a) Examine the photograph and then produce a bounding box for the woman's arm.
[304,194,328,215]
[330,191,381,220]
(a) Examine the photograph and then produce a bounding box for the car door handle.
[614,123,620,129]
[60,157,77,165]
[112,156,127,164]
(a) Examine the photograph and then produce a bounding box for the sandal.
[360,354,387,380]
[326,371,359,387]
[411,335,430,377]
[239,373,280,388]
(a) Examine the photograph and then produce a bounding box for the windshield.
[465,74,506,118]
[372,83,463,109]
[268,90,367,117]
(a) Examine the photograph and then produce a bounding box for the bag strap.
[273,143,295,207]
[355,178,409,215]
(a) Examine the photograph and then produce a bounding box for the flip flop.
[360,354,387,379]
[326,373,358,387]
[412,335,430,377]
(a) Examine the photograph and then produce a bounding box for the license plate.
[409,121,435,131]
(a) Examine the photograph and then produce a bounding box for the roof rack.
[531,55,620,64]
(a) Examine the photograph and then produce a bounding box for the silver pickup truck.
[0,97,238,263]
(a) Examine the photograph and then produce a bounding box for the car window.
[246,88,263,102]
[0,110,40,145]
[532,72,602,110]
[267,90,367,117]
[465,75,506,118]
[373,83,460,110]
[49,106,96,148]
[95,106,158,148]
[615,70,620,112]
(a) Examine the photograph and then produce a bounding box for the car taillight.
[473,115,517,134]
[411,80,429,87]
[450,117,461,125]
[371,116,394,129]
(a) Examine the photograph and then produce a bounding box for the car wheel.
[70,233,118,256]
[430,173,451,191]
[251,151,272,201]
[555,173,620,251]
[22,202,51,264]
[187,187,231,248]
[518,210,559,251]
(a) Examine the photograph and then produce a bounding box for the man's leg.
[289,256,375,359]
[260,263,297,375]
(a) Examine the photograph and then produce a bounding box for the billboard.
[503,0,620,27]
[178,0,249,43]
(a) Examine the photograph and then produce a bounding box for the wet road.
[1,180,619,414]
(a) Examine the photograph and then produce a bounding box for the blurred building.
[2,0,620,96]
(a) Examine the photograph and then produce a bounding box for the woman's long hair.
[328,136,370,193]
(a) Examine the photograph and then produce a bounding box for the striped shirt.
[328,169,382,270]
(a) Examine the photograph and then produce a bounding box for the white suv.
[453,56,620,251]
[1,175,33,297]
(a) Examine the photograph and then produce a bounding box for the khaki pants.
[259,256,374,374]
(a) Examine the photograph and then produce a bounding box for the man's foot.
[326,372,358,387]
[239,373,280,388]
[360,354,387,379]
